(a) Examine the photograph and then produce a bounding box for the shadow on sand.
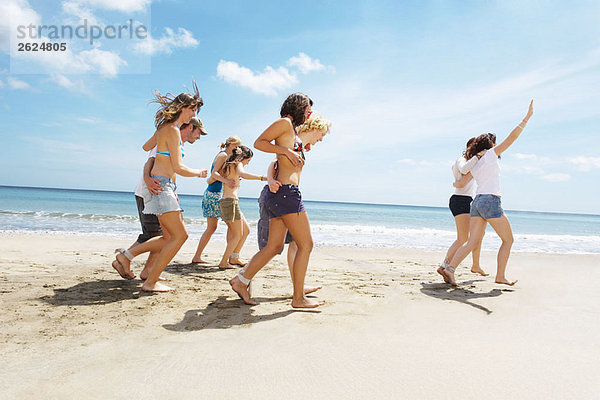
[420,280,514,314]
[40,279,152,306]
[163,295,320,331]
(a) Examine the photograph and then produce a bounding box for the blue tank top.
[206,151,226,193]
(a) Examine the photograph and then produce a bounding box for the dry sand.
[1,233,598,399]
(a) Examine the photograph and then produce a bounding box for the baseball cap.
[189,117,208,135]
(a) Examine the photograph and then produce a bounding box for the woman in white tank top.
[440,100,533,287]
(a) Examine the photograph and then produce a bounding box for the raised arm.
[142,130,158,152]
[254,118,304,167]
[164,126,207,177]
[494,100,534,156]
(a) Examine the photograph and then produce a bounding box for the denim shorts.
[141,175,181,215]
[470,194,504,220]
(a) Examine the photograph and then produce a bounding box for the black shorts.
[135,195,162,243]
[449,195,473,217]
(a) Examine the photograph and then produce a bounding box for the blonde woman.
[134,84,207,292]
[217,145,266,269]
[230,92,325,308]
[192,136,242,264]
[257,113,331,294]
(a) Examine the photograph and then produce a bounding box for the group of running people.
[110,80,533,308]
[111,87,330,308]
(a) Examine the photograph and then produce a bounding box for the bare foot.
[141,281,174,292]
[139,273,166,281]
[291,297,325,309]
[471,267,489,276]
[111,259,134,280]
[495,278,517,286]
[304,285,322,295]
[218,263,235,270]
[191,258,209,264]
[437,266,450,283]
[229,276,256,305]
[115,252,133,277]
[442,268,457,286]
[228,257,247,267]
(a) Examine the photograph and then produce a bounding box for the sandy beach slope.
[1,233,598,399]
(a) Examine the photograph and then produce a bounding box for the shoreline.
[1,233,599,399]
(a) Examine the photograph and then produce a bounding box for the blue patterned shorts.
[202,188,222,218]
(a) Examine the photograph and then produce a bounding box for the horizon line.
[2,184,599,218]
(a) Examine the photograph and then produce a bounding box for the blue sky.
[0,0,599,214]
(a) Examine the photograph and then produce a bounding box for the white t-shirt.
[471,148,501,196]
[134,146,157,197]
[452,156,477,197]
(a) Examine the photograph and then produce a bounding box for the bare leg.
[445,217,488,286]
[229,217,249,266]
[281,212,324,308]
[218,219,241,269]
[192,217,218,263]
[114,235,167,275]
[229,217,288,305]
[470,236,489,276]
[287,241,321,295]
[487,215,517,286]
[141,211,188,292]
[439,214,469,283]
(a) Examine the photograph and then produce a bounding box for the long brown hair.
[466,133,496,159]
[151,81,203,129]
[220,146,253,177]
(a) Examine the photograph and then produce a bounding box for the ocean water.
[1,185,599,254]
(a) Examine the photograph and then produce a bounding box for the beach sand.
[1,233,598,399]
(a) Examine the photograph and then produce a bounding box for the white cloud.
[78,48,127,77]
[2,1,127,77]
[7,77,31,90]
[63,0,151,13]
[134,27,198,56]
[0,79,4,87]
[216,60,298,96]
[541,173,571,182]
[49,73,86,92]
[76,116,103,123]
[287,52,335,74]
[0,0,40,52]
[568,156,600,171]
[396,158,446,167]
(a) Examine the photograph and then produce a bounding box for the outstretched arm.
[164,126,207,177]
[494,100,534,156]
[237,163,266,181]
